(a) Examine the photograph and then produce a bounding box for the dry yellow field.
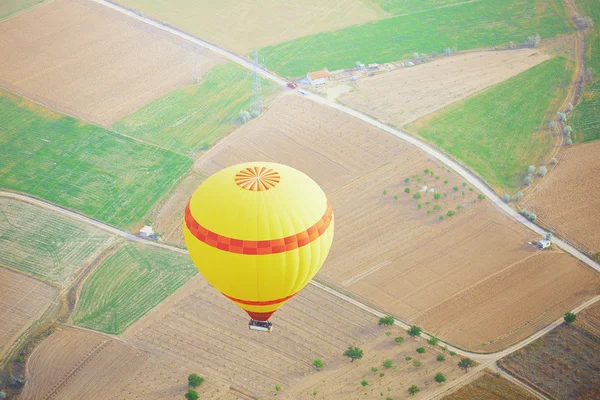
[114,0,386,53]
[192,95,600,352]
[0,0,223,126]
[524,140,600,257]
[339,49,550,127]
[0,267,56,362]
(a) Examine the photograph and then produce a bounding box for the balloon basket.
[249,319,273,333]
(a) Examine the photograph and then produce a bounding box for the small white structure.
[306,69,332,86]
[356,62,366,71]
[428,188,435,193]
[139,225,154,238]
[367,63,379,70]
[420,186,428,192]
[406,61,415,67]
[538,239,551,249]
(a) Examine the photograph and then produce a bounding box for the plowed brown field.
[0,0,223,126]
[577,301,600,337]
[339,49,550,127]
[0,267,56,362]
[189,95,600,352]
[524,140,600,257]
[443,371,537,400]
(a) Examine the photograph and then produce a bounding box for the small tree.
[413,192,422,199]
[239,110,251,124]
[344,346,364,362]
[379,315,395,326]
[185,390,199,400]
[453,186,459,191]
[564,125,573,136]
[557,111,566,122]
[515,191,524,201]
[447,210,455,217]
[416,347,425,354]
[413,360,422,368]
[564,312,577,324]
[538,166,547,177]
[382,359,393,369]
[523,174,534,185]
[478,194,485,200]
[407,325,421,337]
[405,187,411,193]
[527,165,536,174]
[458,358,474,373]
[428,336,439,346]
[188,374,204,388]
[549,120,558,132]
[395,336,404,344]
[361,380,369,387]
[503,194,511,203]
[567,138,573,145]
[437,354,446,362]
[313,358,323,369]
[433,193,441,200]
[435,373,447,383]
[404,177,410,184]
[408,385,420,395]
[550,157,558,165]
[275,385,281,392]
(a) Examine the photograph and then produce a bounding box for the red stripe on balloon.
[222,292,297,306]
[184,200,332,255]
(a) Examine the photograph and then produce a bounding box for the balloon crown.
[234,166,281,191]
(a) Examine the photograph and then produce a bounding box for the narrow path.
[91,0,599,273]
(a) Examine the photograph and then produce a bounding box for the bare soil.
[0,267,56,362]
[339,49,550,127]
[442,370,537,400]
[0,0,223,126]
[524,140,600,257]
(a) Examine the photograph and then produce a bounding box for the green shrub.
[416,347,425,354]
[437,354,445,362]
[435,373,446,383]
[394,336,404,344]
[413,192,422,199]
[382,359,394,368]
[379,315,395,326]
[361,380,369,387]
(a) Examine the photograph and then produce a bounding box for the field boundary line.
[343,260,391,286]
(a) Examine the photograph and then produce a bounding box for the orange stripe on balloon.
[184,200,332,255]
[222,292,297,306]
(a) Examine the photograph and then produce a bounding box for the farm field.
[72,244,197,334]
[0,89,192,230]
[442,370,537,400]
[20,327,150,400]
[0,197,116,285]
[121,276,465,399]
[405,57,572,191]
[0,267,56,362]
[195,94,600,352]
[113,0,386,53]
[0,0,46,20]
[113,63,276,156]
[259,0,572,77]
[523,140,600,257]
[498,313,600,399]
[339,49,550,127]
[372,0,474,15]
[577,301,600,337]
[0,0,223,126]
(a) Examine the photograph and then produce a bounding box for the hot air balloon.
[183,162,334,332]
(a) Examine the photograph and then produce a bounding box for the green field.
[372,0,472,15]
[260,0,572,77]
[72,244,197,334]
[0,89,192,229]
[571,0,600,142]
[113,63,276,156]
[0,198,113,285]
[0,0,46,20]
[405,57,572,191]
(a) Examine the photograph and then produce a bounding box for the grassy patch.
[113,63,276,156]
[571,0,600,142]
[405,57,572,191]
[260,0,572,77]
[0,0,46,20]
[0,89,192,229]
[0,198,113,284]
[72,244,197,334]
[372,0,472,15]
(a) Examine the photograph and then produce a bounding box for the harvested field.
[443,370,537,400]
[0,89,192,230]
[0,267,56,362]
[113,63,276,156]
[122,276,465,399]
[113,0,385,53]
[0,197,115,285]
[195,94,600,352]
[499,319,600,399]
[340,49,550,127]
[21,327,149,400]
[0,0,223,126]
[72,243,197,334]
[405,57,572,191]
[524,139,600,257]
[576,300,600,337]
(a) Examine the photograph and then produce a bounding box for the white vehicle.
[298,89,309,95]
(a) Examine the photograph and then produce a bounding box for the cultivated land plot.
[577,301,600,337]
[121,276,464,399]
[373,0,474,15]
[72,243,197,334]
[195,95,600,352]
[0,197,115,285]
[442,370,536,400]
[113,63,276,156]
[498,318,600,399]
[260,0,572,77]
[0,267,56,362]
[524,140,600,257]
[0,0,47,20]
[0,0,223,126]
[21,327,149,400]
[405,57,572,191]
[340,49,550,127]
[113,0,386,53]
[0,89,192,230]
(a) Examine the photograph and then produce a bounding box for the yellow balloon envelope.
[183,162,334,323]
